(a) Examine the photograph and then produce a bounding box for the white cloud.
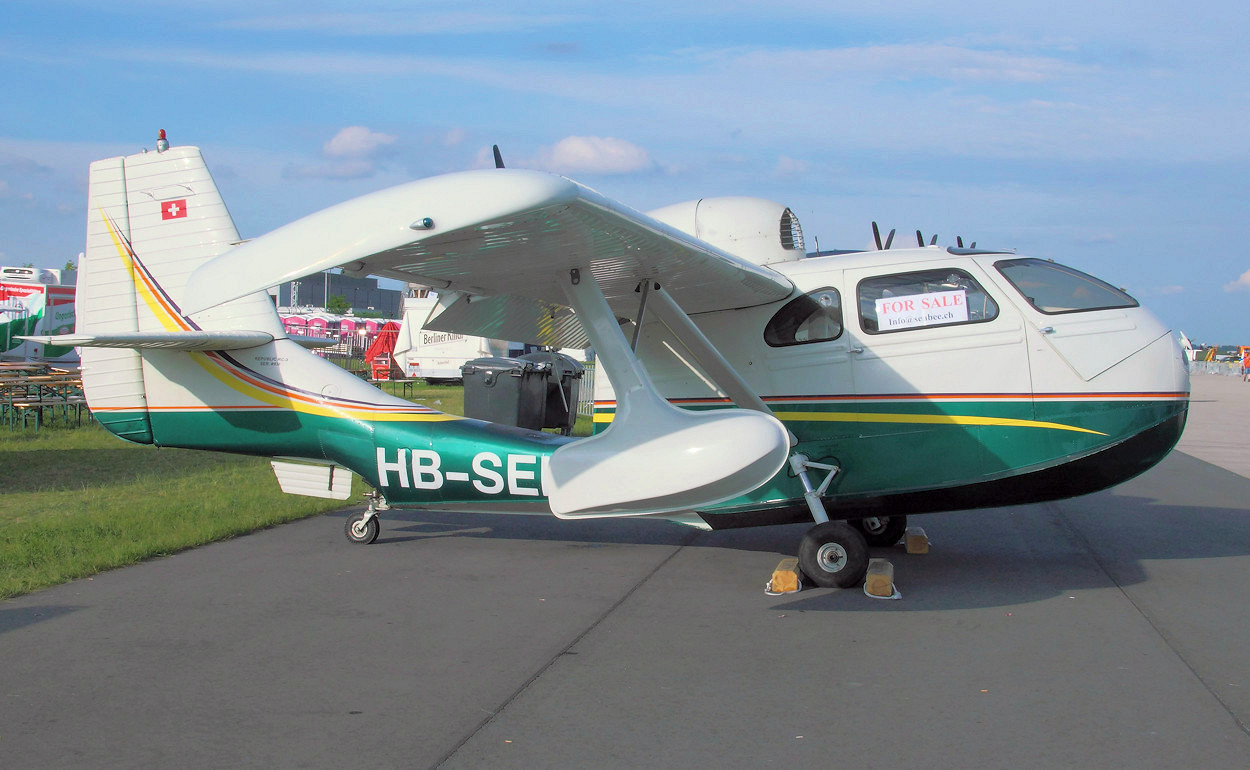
[525,136,653,175]
[219,12,579,36]
[1137,284,1185,296]
[774,156,808,177]
[284,127,397,180]
[1223,270,1250,292]
[282,160,377,181]
[442,128,467,148]
[323,126,395,159]
[713,43,1091,84]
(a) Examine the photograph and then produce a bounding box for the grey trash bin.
[461,357,547,430]
[519,351,584,435]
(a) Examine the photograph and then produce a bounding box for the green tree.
[64,259,77,272]
[325,294,351,315]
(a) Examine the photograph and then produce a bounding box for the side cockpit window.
[858,268,998,334]
[995,258,1138,314]
[764,288,842,347]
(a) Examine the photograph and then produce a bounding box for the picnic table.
[1,363,89,430]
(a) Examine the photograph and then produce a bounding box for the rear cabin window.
[995,258,1139,314]
[764,287,842,346]
[858,268,999,334]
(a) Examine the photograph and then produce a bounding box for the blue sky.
[1,1,1247,342]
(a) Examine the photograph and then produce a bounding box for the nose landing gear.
[851,515,908,547]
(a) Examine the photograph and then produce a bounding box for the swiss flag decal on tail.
[161,199,188,220]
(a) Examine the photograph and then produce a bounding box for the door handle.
[849,346,865,354]
[1039,326,1055,334]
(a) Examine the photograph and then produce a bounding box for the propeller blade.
[492,145,505,169]
[884,229,895,249]
[872,221,883,251]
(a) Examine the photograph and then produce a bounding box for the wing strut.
[646,284,796,444]
[543,268,791,518]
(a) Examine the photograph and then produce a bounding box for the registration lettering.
[376,448,549,496]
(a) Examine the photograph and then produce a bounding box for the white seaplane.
[25,136,1189,588]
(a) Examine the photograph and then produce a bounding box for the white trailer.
[393,296,510,382]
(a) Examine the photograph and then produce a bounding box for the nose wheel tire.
[345,511,380,544]
[799,521,870,589]
[851,515,908,547]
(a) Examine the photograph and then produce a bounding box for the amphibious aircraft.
[26,138,1190,588]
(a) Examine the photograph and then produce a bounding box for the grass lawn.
[1,380,591,599]
[0,424,354,599]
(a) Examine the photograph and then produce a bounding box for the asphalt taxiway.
[2,374,1249,768]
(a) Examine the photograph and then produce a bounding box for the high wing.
[182,167,796,518]
[182,169,794,346]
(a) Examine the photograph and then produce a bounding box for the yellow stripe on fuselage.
[190,352,460,422]
[593,409,1106,436]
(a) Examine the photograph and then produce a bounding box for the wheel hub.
[816,542,848,573]
[351,519,369,538]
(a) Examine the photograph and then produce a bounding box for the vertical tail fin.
[80,145,280,442]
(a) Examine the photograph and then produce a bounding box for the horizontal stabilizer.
[18,330,275,351]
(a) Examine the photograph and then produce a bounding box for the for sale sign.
[875,290,968,331]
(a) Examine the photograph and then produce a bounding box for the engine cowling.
[646,197,805,267]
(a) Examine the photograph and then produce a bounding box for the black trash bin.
[519,351,584,435]
[460,357,548,430]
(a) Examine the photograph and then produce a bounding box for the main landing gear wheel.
[345,511,379,544]
[799,521,870,589]
[851,515,908,547]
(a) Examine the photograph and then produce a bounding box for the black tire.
[344,511,380,544]
[798,521,870,589]
[851,515,908,547]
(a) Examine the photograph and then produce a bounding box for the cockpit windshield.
[995,258,1138,315]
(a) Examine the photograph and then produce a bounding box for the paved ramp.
[2,376,1249,767]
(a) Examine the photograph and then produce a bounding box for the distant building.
[278,272,403,317]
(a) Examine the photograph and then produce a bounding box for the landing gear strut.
[789,454,870,588]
